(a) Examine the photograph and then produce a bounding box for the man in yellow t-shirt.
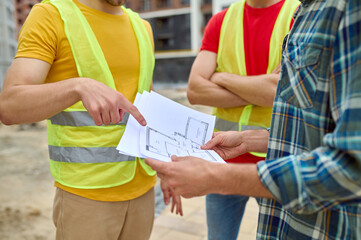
[0,0,180,239]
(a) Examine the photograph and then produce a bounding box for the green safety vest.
[214,0,300,157]
[42,0,155,189]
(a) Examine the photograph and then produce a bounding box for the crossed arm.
[0,58,146,126]
[187,51,248,108]
[187,50,280,108]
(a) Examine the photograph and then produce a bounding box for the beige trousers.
[53,187,155,240]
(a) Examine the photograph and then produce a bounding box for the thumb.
[201,136,221,150]
[171,155,187,162]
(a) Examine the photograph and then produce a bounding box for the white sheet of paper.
[117,91,225,163]
[138,91,224,163]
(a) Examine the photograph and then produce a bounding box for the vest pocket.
[278,43,323,109]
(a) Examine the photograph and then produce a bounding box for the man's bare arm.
[0,58,146,126]
[187,51,248,108]
[145,156,274,199]
[145,129,272,198]
[210,71,280,107]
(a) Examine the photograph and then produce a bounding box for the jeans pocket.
[278,43,323,109]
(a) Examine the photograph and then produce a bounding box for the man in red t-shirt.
[187,0,298,239]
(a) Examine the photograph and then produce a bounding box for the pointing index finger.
[126,104,147,126]
[118,95,147,126]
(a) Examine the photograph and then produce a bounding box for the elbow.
[0,119,14,126]
[186,87,198,105]
[0,103,5,125]
[258,76,279,107]
[259,90,277,107]
[266,92,277,107]
[263,98,276,107]
[0,102,15,126]
[0,114,10,126]
[255,97,275,108]
[0,112,15,126]
[186,74,200,105]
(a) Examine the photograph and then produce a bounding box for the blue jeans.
[206,193,249,240]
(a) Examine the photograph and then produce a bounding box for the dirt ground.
[0,121,55,240]
[0,87,212,240]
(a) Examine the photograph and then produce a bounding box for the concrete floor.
[150,195,259,240]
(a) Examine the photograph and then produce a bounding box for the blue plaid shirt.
[257,0,361,239]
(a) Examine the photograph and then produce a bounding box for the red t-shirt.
[201,0,294,164]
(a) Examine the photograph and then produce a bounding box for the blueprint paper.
[139,91,225,163]
[117,91,225,163]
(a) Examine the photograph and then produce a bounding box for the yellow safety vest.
[214,0,299,157]
[42,0,155,189]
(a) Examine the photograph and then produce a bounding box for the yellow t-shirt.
[15,0,156,201]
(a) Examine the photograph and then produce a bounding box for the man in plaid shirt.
[146,0,361,239]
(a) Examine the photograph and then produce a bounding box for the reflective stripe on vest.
[42,0,156,188]
[49,146,135,163]
[215,117,238,131]
[214,0,300,157]
[215,118,265,132]
[49,111,129,127]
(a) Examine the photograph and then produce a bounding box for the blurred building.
[14,0,41,35]
[212,0,237,13]
[129,0,237,86]
[0,0,17,91]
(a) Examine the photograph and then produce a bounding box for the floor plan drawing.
[118,91,224,163]
[184,117,208,146]
[145,117,218,162]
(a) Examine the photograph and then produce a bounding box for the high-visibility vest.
[42,0,155,189]
[214,0,299,157]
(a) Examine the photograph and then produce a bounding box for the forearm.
[187,75,248,108]
[211,163,274,199]
[0,58,145,127]
[213,72,279,107]
[0,78,82,124]
[243,129,269,153]
[187,50,249,108]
